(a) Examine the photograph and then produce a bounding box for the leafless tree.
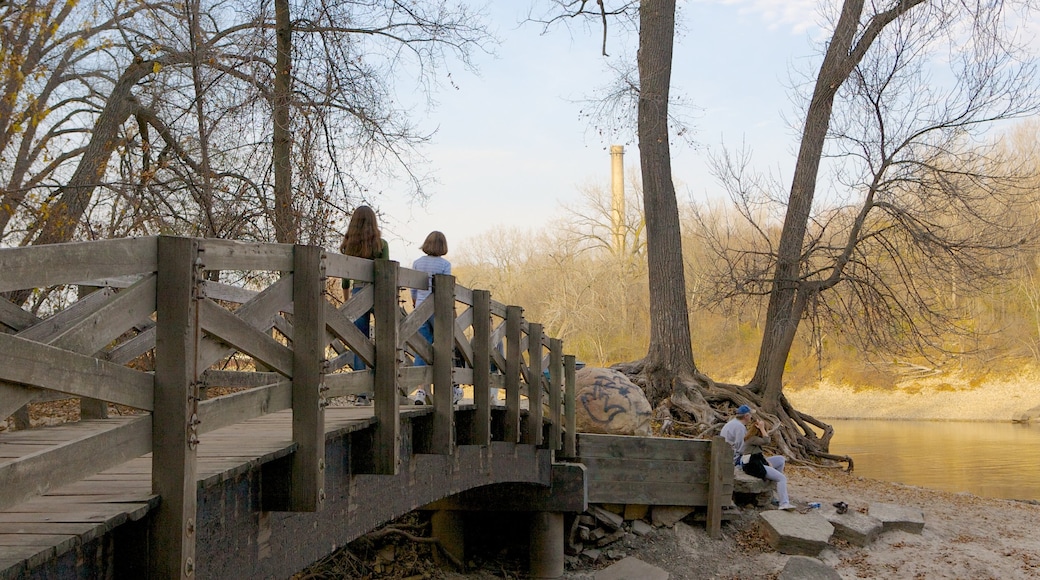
[2,0,493,253]
[538,1,715,420]
[700,0,1040,461]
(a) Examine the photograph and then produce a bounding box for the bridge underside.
[194,431,558,578]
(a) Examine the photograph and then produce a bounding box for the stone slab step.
[869,502,925,534]
[759,510,834,556]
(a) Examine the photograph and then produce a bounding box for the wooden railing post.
[526,323,543,446]
[472,289,492,446]
[707,435,727,539]
[504,306,523,443]
[290,244,326,510]
[563,355,577,458]
[372,259,400,475]
[152,236,199,578]
[431,273,456,454]
[548,338,563,451]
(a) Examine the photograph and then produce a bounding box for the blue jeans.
[351,286,371,371]
[414,317,434,366]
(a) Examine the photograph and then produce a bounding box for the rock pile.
[564,503,738,568]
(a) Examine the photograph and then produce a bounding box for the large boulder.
[575,367,652,436]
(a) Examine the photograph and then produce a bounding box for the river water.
[825,419,1040,502]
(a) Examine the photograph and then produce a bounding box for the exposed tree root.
[613,360,853,470]
[364,526,464,571]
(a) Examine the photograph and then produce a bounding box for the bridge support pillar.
[529,511,564,578]
[432,509,465,566]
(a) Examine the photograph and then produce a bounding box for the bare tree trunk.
[26,58,157,248]
[750,0,925,412]
[637,0,699,408]
[272,0,294,244]
[187,0,217,238]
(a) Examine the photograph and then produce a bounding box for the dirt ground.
[332,465,1040,580]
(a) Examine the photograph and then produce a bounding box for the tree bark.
[272,0,295,244]
[637,0,698,407]
[26,58,158,248]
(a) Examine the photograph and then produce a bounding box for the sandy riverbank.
[784,370,1040,422]
[428,465,1040,579]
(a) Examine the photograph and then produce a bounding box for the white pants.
[764,455,789,505]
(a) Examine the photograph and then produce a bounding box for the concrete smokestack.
[610,145,625,255]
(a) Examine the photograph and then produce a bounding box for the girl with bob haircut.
[410,231,458,404]
[418,230,448,257]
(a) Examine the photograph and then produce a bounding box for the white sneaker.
[453,385,463,404]
[778,503,795,511]
[412,389,427,405]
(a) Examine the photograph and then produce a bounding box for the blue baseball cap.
[736,405,752,415]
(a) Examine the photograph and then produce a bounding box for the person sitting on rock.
[721,404,794,510]
[743,418,794,510]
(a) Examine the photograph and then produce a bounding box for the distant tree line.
[460,119,1040,384]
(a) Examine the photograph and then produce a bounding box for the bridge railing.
[0,235,576,578]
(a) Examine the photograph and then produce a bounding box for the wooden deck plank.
[0,417,151,512]
[48,480,150,495]
[28,494,156,504]
[0,418,141,443]
[0,522,100,536]
[0,510,129,525]
[0,399,517,578]
[76,472,151,482]
[5,500,145,514]
[0,535,79,568]
[0,544,49,575]
[0,534,77,548]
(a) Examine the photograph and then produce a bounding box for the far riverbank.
[784,369,1040,422]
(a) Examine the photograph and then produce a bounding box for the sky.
[372,0,828,265]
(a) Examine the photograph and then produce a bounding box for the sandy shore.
[509,466,1040,579]
[774,466,1040,579]
[434,464,1040,579]
[784,371,1040,422]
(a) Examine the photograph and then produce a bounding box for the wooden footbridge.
[0,236,733,579]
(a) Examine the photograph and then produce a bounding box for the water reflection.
[826,419,1040,501]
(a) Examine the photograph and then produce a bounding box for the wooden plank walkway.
[0,236,578,578]
[0,405,432,576]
